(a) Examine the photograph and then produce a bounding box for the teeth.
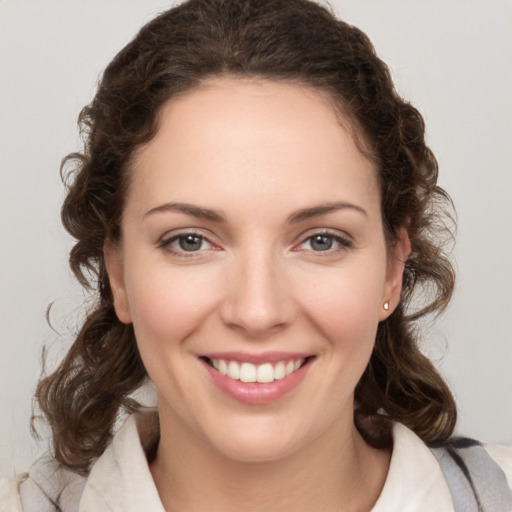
[257,363,274,383]
[274,361,286,380]
[209,358,305,383]
[227,361,240,380]
[218,359,228,376]
[240,362,256,383]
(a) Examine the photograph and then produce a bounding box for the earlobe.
[379,228,411,320]
[104,240,132,324]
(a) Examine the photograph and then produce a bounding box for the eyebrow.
[144,201,367,223]
[145,202,226,222]
[287,202,368,223]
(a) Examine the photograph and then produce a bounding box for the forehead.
[128,78,379,217]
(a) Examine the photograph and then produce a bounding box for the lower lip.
[201,358,312,405]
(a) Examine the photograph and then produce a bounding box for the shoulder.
[434,437,512,491]
[374,423,512,511]
[2,411,161,512]
[483,442,512,489]
[0,473,26,512]
[372,422,455,510]
[1,455,86,512]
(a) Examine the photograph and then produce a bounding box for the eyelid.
[294,228,353,252]
[157,226,216,244]
[156,227,353,257]
[157,229,220,257]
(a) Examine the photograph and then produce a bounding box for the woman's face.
[107,78,407,462]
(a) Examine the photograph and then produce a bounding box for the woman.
[1,0,511,510]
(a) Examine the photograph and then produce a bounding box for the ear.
[379,227,411,321]
[104,239,132,324]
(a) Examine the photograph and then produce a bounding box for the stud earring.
[383,301,389,311]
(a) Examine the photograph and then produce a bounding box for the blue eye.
[177,234,204,252]
[300,232,352,253]
[160,233,212,254]
[309,235,334,251]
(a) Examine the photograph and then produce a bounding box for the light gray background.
[1,0,511,476]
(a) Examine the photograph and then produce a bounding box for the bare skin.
[106,78,409,511]
[151,401,391,512]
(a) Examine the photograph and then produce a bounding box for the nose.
[219,249,294,338]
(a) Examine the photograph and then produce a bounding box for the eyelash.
[297,230,353,255]
[158,232,215,258]
[158,230,353,258]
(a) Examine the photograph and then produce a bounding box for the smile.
[207,358,306,383]
[200,352,313,404]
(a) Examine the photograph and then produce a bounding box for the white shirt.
[2,412,511,511]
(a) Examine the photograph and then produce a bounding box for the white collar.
[372,422,454,511]
[79,411,164,512]
[79,412,455,511]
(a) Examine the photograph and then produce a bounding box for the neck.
[150,407,390,512]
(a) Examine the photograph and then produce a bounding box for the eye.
[309,234,335,251]
[176,234,206,252]
[299,231,352,253]
[159,232,214,255]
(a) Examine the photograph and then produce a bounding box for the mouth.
[199,352,314,404]
[201,356,309,383]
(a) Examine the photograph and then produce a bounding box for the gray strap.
[431,444,512,512]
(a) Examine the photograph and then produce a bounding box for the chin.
[212,434,300,464]
[199,416,315,464]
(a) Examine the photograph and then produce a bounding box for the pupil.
[179,235,202,251]
[311,235,332,251]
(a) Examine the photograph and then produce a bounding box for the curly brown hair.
[34,0,456,475]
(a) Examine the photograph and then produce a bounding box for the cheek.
[123,260,222,350]
[295,262,386,352]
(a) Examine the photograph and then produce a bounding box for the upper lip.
[200,351,312,364]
